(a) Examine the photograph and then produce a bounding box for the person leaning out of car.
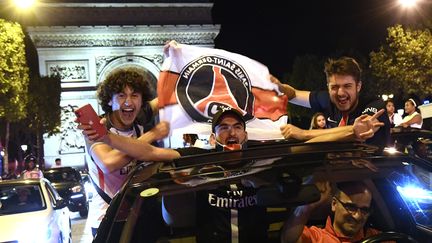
[281,181,380,243]
[271,57,391,148]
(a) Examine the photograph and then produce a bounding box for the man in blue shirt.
[271,57,390,148]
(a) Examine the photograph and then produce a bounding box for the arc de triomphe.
[25,2,220,167]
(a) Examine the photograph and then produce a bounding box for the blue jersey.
[309,91,391,148]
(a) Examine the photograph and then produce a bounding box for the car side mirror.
[82,175,90,183]
[53,197,68,210]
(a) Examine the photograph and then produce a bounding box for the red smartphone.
[75,104,108,137]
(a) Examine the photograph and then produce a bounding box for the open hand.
[76,122,107,142]
[353,109,385,141]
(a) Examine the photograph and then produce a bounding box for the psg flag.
[157,41,288,140]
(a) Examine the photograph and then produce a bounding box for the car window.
[0,184,44,214]
[45,181,63,207]
[44,169,80,183]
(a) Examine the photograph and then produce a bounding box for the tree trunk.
[4,121,9,175]
[36,129,44,170]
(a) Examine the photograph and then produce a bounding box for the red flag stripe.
[157,71,179,108]
[252,87,288,121]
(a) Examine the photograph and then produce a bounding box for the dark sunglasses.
[334,196,371,215]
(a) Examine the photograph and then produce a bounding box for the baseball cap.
[212,108,246,132]
[25,155,36,163]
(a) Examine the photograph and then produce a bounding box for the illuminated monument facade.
[25,2,220,167]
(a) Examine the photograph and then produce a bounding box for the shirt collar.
[324,216,365,242]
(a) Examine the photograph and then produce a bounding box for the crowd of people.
[1,51,426,242]
[1,51,425,242]
[75,55,398,243]
[385,98,423,129]
[311,97,424,132]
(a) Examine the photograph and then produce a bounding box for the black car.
[44,166,89,217]
[94,129,432,243]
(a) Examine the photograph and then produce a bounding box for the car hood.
[0,209,53,242]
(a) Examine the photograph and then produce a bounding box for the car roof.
[124,141,424,197]
[43,166,77,173]
[0,178,46,186]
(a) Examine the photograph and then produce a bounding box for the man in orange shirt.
[281,181,379,243]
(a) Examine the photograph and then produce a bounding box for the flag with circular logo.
[158,41,288,140]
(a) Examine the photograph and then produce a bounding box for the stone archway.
[27,24,220,168]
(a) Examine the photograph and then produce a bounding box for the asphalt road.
[71,212,93,243]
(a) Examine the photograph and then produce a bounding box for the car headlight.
[71,185,82,193]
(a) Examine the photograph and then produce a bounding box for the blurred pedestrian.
[20,155,43,179]
[183,134,199,147]
[309,112,327,129]
[51,158,62,168]
[399,98,423,129]
[385,99,402,127]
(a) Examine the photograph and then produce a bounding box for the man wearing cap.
[163,108,269,243]
[21,155,44,179]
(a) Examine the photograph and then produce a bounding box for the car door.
[45,181,71,242]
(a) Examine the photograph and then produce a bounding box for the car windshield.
[0,184,45,215]
[44,170,79,183]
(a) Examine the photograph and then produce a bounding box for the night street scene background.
[0,0,432,172]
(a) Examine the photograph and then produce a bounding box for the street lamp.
[398,0,418,8]
[13,0,36,9]
[21,144,28,152]
[381,94,394,101]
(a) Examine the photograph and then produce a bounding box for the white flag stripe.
[159,41,287,141]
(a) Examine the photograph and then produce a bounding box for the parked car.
[94,130,432,243]
[0,178,72,243]
[44,166,89,217]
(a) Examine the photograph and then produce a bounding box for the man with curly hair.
[84,67,177,237]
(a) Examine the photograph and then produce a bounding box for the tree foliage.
[24,75,61,163]
[26,75,62,135]
[370,25,432,99]
[283,55,326,128]
[0,19,29,121]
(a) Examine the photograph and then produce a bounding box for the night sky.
[211,0,424,77]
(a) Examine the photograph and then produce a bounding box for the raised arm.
[270,75,311,108]
[400,113,422,128]
[103,132,180,161]
[283,109,385,143]
[281,181,332,243]
[79,121,180,173]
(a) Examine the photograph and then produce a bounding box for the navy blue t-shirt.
[175,148,268,243]
[309,91,391,148]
